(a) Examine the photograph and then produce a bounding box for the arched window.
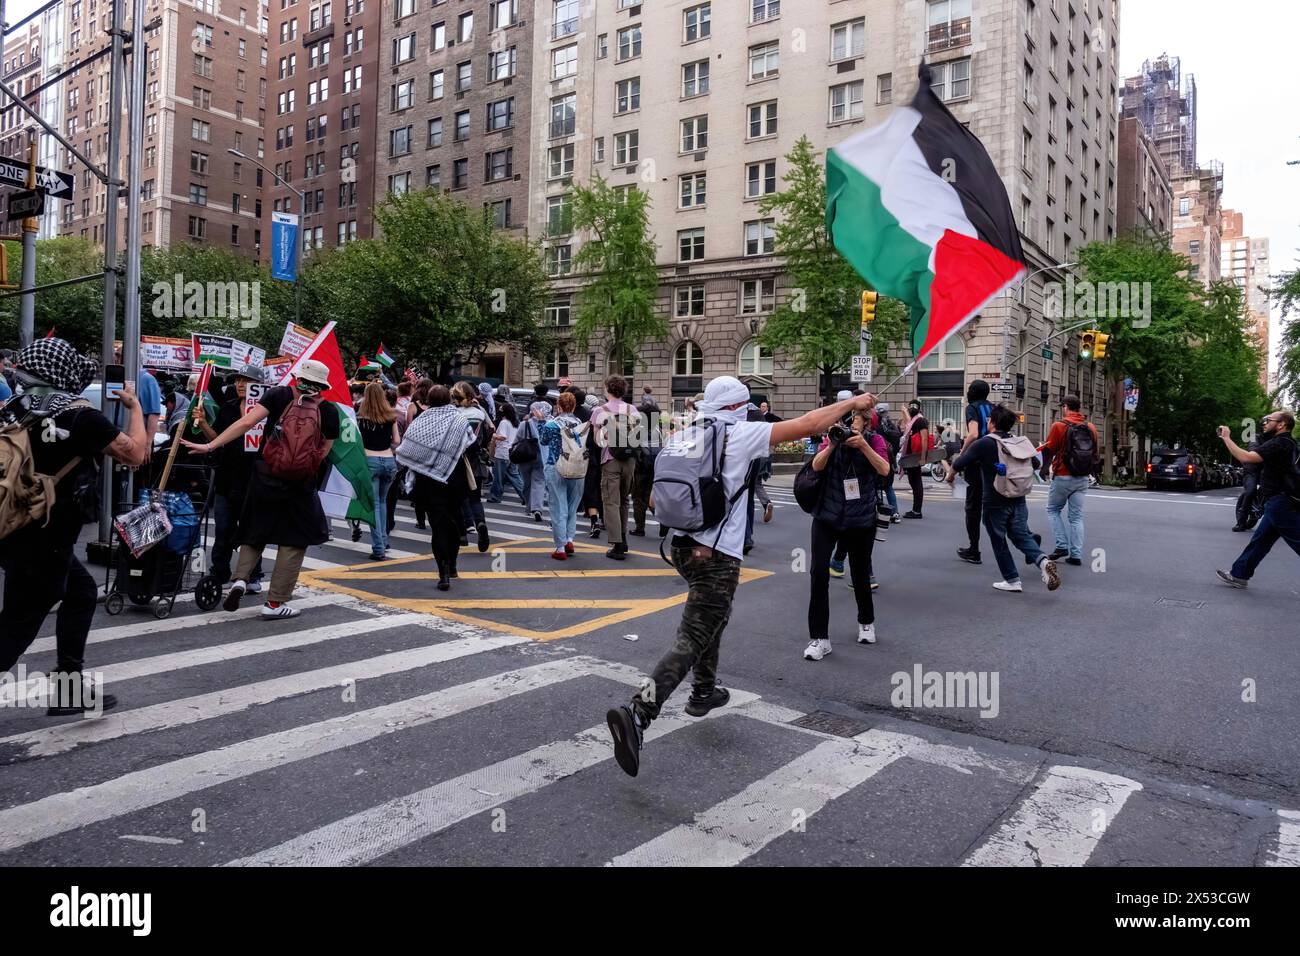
[674,340,704,376]
[738,339,773,376]
[544,348,569,380]
[918,333,965,370]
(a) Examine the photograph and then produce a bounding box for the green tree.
[1078,235,1269,454]
[0,237,105,352]
[310,189,552,377]
[134,244,283,347]
[1270,267,1300,405]
[757,136,908,403]
[568,175,662,374]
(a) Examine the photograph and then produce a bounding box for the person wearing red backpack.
[1037,395,1099,567]
[183,358,339,619]
[898,400,932,518]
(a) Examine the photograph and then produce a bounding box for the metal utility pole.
[18,132,37,346]
[123,0,145,386]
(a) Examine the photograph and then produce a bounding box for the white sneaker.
[1039,558,1061,591]
[857,623,876,645]
[260,603,302,619]
[992,580,1024,592]
[245,580,264,594]
[803,638,832,661]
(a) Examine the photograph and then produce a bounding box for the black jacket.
[812,441,877,529]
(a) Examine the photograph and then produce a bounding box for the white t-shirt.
[684,419,773,560]
[494,419,518,460]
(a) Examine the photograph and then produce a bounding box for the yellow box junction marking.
[301,536,772,640]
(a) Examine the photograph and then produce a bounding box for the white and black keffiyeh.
[396,404,472,483]
[14,338,97,417]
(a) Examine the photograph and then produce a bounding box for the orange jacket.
[1040,412,1098,477]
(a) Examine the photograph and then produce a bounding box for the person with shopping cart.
[0,338,151,715]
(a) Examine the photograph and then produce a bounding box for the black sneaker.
[1048,548,1069,560]
[350,522,362,542]
[629,526,646,537]
[1216,569,1247,589]
[46,683,119,718]
[605,546,626,561]
[459,532,470,547]
[903,511,923,519]
[533,510,543,523]
[606,705,644,777]
[957,547,982,565]
[1065,557,1083,566]
[223,579,247,612]
[684,686,730,718]
[476,522,490,552]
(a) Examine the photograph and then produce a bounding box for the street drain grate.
[790,711,872,738]
[1154,596,1207,609]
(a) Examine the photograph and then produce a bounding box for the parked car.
[510,387,560,420]
[1146,451,1207,491]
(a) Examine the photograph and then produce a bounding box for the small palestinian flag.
[358,355,382,372]
[827,62,1026,364]
[375,344,395,368]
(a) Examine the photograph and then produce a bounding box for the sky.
[3,0,1297,363]
[1120,0,1300,377]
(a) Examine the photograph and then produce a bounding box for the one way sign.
[0,159,74,198]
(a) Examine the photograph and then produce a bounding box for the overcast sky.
[4,0,1297,362]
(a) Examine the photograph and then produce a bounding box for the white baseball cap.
[295,358,330,387]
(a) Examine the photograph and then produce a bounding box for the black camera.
[828,423,850,443]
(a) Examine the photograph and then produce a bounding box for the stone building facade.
[1171,162,1222,287]
[0,21,44,241]
[1220,208,1270,389]
[1114,115,1171,239]
[523,0,1120,450]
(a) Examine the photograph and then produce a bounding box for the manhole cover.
[790,710,872,738]
[1154,597,1206,609]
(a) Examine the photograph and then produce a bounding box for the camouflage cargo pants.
[631,543,741,723]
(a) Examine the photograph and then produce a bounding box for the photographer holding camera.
[803,409,892,660]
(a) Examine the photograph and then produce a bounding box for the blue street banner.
[271,211,300,281]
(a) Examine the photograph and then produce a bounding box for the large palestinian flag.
[827,62,1026,364]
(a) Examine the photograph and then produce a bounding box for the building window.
[453,158,469,188]
[552,44,577,80]
[550,93,576,138]
[188,183,208,205]
[491,0,518,31]
[744,219,775,256]
[428,117,443,146]
[926,0,972,51]
[748,100,778,138]
[678,228,705,262]
[392,33,416,64]
[455,110,470,141]
[596,34,608,59]
[679,172,706,208]
[741,278,776,315]
[393,79,414,111]
[485,147,512,181]
[876,73,893,105]
[546,194,572,235]
[190,151,209,173]
[615,77,640,115]
[490,47,517,81]
[395,0,414,18]
[486,198,512,229]
[457,62,472,92]
[426,164,441,188]
[674,341,704,376]
[546,298,571,327]
[594,137,605,162]
[675,285,705,317]
[388,172,411,196]
[553,0,579,40]
[547,144,575,180]
[738,339,773,376]
[751,0,780,24]
[188,216,206,239]
[831,18,865,61]
[1178,197,1190,215]
[486,97,514,131]
[430,70,444,100]
[745,160,777,198]
[684,3,711,42]
[617,25,642,61]
[431,21,446,50]
[458,11,474,42]
[390,126,412,157]
[929,56,971,101]
[749,41,779,80]
[613,130,639,167]
[829,81,864,123]
[682,60,709,98]
[680,115,708,152]
[546,244,572,276]
[545,348,569,379]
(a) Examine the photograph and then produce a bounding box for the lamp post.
[228,147,305,326]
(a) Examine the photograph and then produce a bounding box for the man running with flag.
[826,61,1027,371]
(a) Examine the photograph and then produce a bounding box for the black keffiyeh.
[14,338,97,417]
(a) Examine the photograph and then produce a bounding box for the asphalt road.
[0,477,1296,867]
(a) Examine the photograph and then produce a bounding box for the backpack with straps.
[263,392,327,483]
[651,418,748,537]
[878,414,903,459]
[1061,420,1097,476]
[972,401,993,438]
[0,400,91,541]
[991,434,1038,498]
[599,404,640,462]
[555,420,591,479]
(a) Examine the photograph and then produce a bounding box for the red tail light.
[1188,464,1195,475]
[1146,463,1152,473]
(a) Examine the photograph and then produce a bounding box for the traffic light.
[1079,330,1096,360]
[1093,331,1109,360]
[861,289,878,326]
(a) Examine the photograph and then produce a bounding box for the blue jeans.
[367,456,397,556]
[544,462,583,550]
[983,497,1045,582]
[882,484,899,514]
[1231,495,1300,580]
[1046,475,1089,559]
[490,458,525,504]
[520,460,546,513]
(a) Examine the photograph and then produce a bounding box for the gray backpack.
[991,434,1038,498]
[651,419,747,536]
